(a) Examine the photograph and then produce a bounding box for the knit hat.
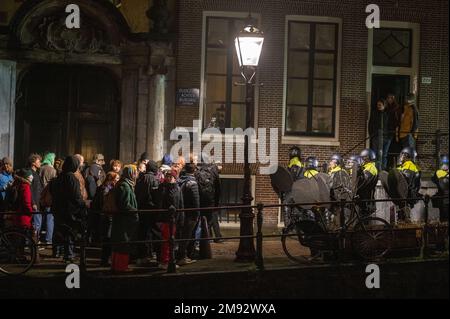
[17,168,33,179]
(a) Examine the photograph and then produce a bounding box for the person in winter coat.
[177,162,200,265]
[50,156,87,262]
[158,168,183,270]
[73,154,88,202]
[91,171,119,266]
[28,154,43,242]
[397,93,419,149]
[110,165,139,273]
[0,157,14,214]
[37,152,57,245]
[109,159,123,175]
[85,154,106,200]
[135,160,161,265]
[13,169,34,231]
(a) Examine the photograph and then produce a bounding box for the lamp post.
[234,15,264,262]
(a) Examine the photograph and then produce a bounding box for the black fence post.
[167,205,177,273]
[255,202,264,271]
[421,195,430,258]
[339,199,346,258]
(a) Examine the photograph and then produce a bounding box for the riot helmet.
[305,156,319,170]
[329,154,343,168]
[360,148,376,163]
[399,147,416,164]
[439,154,449,170]
[345,155,361,170]
[289,146,301,159]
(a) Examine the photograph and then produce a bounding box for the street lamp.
[234,15,264,262]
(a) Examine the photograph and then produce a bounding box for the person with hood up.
[50,156,87,262]
[158,168,183,270]
[177,162,200,265]
[135,160,162,265]
[36,152,57,246]
[110,165,139,273]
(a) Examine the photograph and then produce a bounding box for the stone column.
[147,41,175,161]
[0,60,16,162]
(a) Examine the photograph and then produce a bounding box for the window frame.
[282,15,342,146]
[199,11,260,140]
[372,27,413,68]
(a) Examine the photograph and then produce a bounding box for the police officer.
[328,154,344,176]
[345,155,361,176]
[288,146,304,181]
[356,149,379,216]
[304,156,319,179]
[397,147,421,222]
[432,154,449,223]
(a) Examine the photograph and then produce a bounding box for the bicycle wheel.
[0,230,37,275]
[281,226,310,264]
[351,217,393,260]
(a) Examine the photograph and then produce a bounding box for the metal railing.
[0,194,447,274]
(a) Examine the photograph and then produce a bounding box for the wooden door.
[15,64,119,167]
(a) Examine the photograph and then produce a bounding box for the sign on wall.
[176,88,200,107]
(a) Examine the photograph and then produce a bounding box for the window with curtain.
[285,21,339,137]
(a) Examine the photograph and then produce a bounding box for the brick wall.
[175,0,449,226]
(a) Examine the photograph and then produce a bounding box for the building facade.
[0,0,448,227]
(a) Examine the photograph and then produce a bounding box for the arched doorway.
[14,64,119,167]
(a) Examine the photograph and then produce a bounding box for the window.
[218,177,244,223]
[373,28,412,67]
[203,17,248,130]
[285,21,339,137]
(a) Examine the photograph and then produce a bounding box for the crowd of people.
[0,151,223,273]
[285,145,448,225]
[368,92,420,170]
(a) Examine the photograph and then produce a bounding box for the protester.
[50,156,87,262]
[12,169,34,231]
[110,165,139,273]
[109,159,123,174]
[0,157,14,214]
[73,154,88,201]
[135,160,161,265]
[369,98,392,169]
[91,171,120,266]
[177,162,200,265]
[37,152,57,246]
[158,168,183,270]
[28,154,44,244]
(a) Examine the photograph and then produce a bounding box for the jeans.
[32,209,54,243]
[381,138,392,170]
[401,134,416,149]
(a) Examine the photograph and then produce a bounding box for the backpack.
[102,188,119,214]
[195,167,215,204]
[6,183,19,211]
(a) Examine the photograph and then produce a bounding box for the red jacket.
[15,182,33,229]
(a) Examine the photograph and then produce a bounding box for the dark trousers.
[100,215,112,264]
[136,214,162,259]
[177,213,199,260]
[208,211,222,238]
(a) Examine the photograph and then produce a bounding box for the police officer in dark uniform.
[288,146,304,181]
[345,155,361,176]
[304,156,319,179]
[356,149,379,216]
[432,154,449,223]
[396,147,421,222]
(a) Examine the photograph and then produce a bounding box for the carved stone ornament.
[11,1,127,55]
[19,14,120,55]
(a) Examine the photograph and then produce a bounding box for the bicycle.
[281,200,394,263]
[0,226,37,275]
